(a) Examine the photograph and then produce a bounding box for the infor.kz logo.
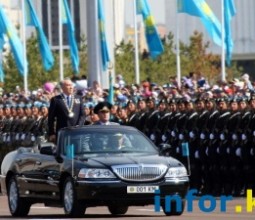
[154,189,255,213]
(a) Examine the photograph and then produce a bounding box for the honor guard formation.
[1,73,255,196]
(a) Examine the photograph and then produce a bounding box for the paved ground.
[0,195,254,219]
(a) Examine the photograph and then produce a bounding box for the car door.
[15,151,38,195]
[32,152,61,199]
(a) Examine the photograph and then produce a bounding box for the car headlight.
[165,167,187,178]
[78,168,116,179]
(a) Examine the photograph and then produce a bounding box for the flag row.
[0,0,236,83]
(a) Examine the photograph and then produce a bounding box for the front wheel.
[62,177,86,217]
[108,205,128,215]
[162,200,185,216]
[8,176,31,217]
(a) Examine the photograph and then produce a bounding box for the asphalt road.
[0,195,254,219]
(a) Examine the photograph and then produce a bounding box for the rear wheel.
[62,177,86,217]
[8,176,31,217]
[108,205,128,215]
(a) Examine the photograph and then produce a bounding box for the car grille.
[111,164,168,181]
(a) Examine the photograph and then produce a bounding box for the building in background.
[3,0,254,77]
[165,0,255,74]
[125,23,166,53]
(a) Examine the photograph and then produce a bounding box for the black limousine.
[0,125,189,217]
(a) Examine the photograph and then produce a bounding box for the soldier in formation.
[124,95,255,196]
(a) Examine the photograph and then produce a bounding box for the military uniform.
[143,97,160,143]
[202,98,220,194]
[209,98,231,195]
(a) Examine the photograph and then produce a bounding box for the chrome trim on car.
[18,177,59,185]
[112,164,168,182]
[77,180,121,184]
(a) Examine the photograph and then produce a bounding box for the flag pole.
[133,0,140,85]
[59,0,64,81]
[21,0,28,94]
[221,0,226,82]
[176,7,181,89]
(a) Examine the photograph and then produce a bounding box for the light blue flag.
[181,142,190,157]
[0,32,5,82]
[136,0,164,59]
[25,0,54,71]
[107,73,114,105]
[66,144,74,159]
[0,5,27,75]
[62,0,79,73]
[224,0,236,66]
[178,0,222,47]
[98,0,110,71]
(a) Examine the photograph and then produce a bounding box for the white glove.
[232,134,237,140]
[21,134,26,140]
[195,150,199,159]
[15,133,20,140]
[176,147,180,153]
[206,147,209,156]
[226,147,230,154]
[216,147,220,154]
[162,135,166,142]
[189,131,195,138]
[241,134,247,140]
[200,133,205,140]
[150,134,155,141]
[179,134,184,140]
[31,135,36,142]
[171,131,175,137]
[236,148,241,157]
[209,133,214,140]
[220,133,225,140]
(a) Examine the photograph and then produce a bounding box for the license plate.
[127,186,159,193]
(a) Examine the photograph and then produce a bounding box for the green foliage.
[1,31,241,91]
[115,31,241,85]
[115,40,136,83]
[2,33,88,92]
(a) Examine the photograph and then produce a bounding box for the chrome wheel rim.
[9,180,18,212]
[64,181,74,213]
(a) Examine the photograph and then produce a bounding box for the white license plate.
[127,186,159,193]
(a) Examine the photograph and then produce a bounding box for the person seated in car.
[108,133,132,150]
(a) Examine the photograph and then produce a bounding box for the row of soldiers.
[115,95,255,196]
[0,102,49,160]
[1,95,255,197]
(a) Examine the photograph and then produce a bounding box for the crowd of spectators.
[0,72,254,112]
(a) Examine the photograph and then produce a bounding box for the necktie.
[67,96,70,107]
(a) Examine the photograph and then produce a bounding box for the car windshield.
[60,129,158,157]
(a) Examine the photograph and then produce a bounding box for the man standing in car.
[48,78,85,143]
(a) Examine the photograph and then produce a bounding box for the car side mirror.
[158,143,172,156]
[40,145,54,156]
[39,142,56,156]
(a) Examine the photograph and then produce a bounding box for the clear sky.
[125,0,166,25]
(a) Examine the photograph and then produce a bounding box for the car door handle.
[36,161,41,165]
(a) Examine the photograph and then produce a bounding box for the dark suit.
[48,94,85,136]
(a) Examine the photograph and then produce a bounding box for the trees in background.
[1,31,241,92]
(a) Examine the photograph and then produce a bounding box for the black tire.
[8,176,31,217]
[162,200,185,216]
[108,205,128,215]
[62,177,86,217]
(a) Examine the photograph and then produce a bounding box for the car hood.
[80,153,182,168]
